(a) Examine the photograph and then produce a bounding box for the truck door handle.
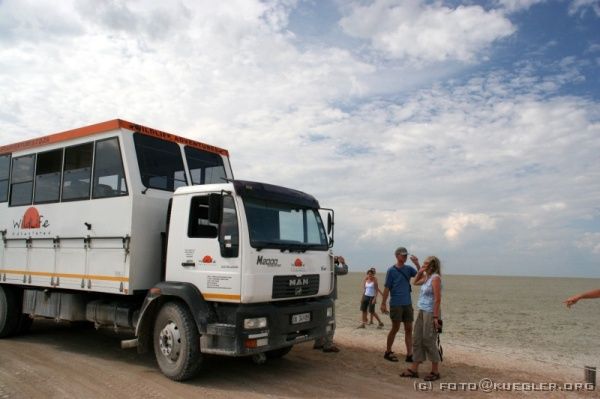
[181,262,195,267]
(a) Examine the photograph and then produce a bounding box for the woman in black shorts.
[358,268,384,328]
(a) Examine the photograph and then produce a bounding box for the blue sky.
[0,0,599,277]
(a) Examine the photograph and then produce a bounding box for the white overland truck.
[0,120,336,380]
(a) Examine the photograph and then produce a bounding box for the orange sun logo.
[294,258,303,267]
[21,207,41,229]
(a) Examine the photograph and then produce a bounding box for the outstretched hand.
[564,295,581,308]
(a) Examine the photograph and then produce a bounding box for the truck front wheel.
[0,285,20,338]
[153,302,203,381]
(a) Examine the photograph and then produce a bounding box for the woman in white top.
[401,255,443,381]
[358,268,384,328]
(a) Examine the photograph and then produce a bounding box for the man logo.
[295,287,303,296]
[289,278,309,287]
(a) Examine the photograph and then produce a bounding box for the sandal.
[424,372,440,381]
[383,351,399,362]
[400,369,419,378]
[377,322,384,329]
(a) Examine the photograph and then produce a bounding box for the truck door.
[166,193,241,303]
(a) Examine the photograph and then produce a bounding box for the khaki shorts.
[389,305,414,322]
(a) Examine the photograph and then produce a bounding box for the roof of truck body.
[0,119,229,156]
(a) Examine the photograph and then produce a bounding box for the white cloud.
[442,212,498,241]
[569,0,600,17]
[575,233,600,254]
[358,210,408,241]
[339,0,515,64]
[541,202,567,211]
[497,0,546,13]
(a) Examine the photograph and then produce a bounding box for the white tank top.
[364,280,376,297]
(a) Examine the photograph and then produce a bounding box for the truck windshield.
[243,197,328,251]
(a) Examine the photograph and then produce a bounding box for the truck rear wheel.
[0,285,21,338]
[153,302,202,381]
[265,345,293,359]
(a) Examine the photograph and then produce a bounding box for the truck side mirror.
[208,193,223,224]
[327,213,332,234]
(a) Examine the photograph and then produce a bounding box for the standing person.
[358,268,384,329]
[564,289,600,307]
[400,255,443,381]
[381,247,418,362]
[314,255,348,353]
[368,268,385,326]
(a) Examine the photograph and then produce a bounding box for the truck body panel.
[1,121,232,294]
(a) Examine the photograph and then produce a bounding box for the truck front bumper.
[200,297,335,356]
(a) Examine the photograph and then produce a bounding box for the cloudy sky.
[1,0,599,277]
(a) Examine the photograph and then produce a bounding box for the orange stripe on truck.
[0,269,129,282]
[202,293,241,301]
[0,119,229,156]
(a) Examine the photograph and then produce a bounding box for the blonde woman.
[400,255,442,381]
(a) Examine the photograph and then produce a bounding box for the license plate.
[291,312,311,325]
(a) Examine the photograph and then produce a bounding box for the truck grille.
[272,274,320,299]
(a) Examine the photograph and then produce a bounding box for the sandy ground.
[0,321,596,399]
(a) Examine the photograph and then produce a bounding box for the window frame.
[33,147,64,205]
[0,153,11,203]
[91,136,129,200]
[9,154,36,207]
[134,133,188,192]
[61,141,94,203]
[187,195,218,238]
[184,145,227,185]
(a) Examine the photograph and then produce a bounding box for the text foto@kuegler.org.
[414,379,596,393]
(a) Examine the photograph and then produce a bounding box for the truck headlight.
[326,307,333,318]
[244,317,267,329]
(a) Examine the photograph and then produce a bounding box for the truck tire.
[265,345,293,359]
[0,285,21,338]
[153,302,202,381]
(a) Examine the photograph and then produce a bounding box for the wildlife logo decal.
[12,207,51,236]
[200,255,216,264]
[290,258,306,272]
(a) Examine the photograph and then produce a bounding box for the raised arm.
[410,255,427,285]
[564,289,600,308]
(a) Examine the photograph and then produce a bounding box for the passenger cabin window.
[93,138,128,198]
[0,154,10,202]
[134,133,187,191]
[62,143,93,201]
[34,148,63,203]
[184,146,226,185]
[10,154,35,206]
[188,196,218,238]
